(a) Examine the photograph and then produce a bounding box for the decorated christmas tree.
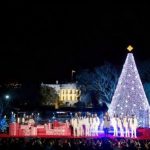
[35,113,41,124]
[108,45,150,127]
[0,116,8,132]
[10,112,16,123]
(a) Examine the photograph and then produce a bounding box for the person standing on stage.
[117,115,124,137]
[90,114,94,136]
[71,113,79,136]
[78,116,83,136]
[85,112,90,136]
[111,114,118,136]
[103,112,110,137]
[130,114,138,138]
[93,113,100,136]
[123,115,130,137]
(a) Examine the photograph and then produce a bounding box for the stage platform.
[0,133,150,140]
[1,122,150,140]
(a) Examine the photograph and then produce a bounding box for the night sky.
[2,3,150,83]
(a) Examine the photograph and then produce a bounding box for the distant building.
[3,82,22,89]
[41,82,81,106]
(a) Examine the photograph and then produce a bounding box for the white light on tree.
[131,87,134,90]
[108,46,150,127]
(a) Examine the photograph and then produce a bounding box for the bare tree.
[76,62,118,107]
[92,62,118,107]
[40,86,59,106]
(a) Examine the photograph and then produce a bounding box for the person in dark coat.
[103,112,111,137]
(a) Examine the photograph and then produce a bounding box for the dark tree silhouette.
[76,62,118,107]
[40,86,59,106]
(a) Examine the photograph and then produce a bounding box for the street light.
[5,95,10,100]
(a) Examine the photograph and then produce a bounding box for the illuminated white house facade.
[41,83,81,106]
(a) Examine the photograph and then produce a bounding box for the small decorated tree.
[0,116,8,132]
[10,112,16,123]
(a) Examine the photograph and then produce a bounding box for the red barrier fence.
[9,122,71,137]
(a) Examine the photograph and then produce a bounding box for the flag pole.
[71,70,76,82]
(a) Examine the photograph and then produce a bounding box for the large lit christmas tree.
[108,45,150,127]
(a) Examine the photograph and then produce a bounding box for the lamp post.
[4,94,11,108]
[5,95,10,100]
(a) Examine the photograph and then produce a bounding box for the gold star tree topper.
[127,45,133,52]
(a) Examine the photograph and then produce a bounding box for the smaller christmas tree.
[0,116,8,132]
[10,112,16,123]
[35,113,41,124]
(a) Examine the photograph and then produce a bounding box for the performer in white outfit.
[95,113,100,136]
[130,115,138,138]
[85,113,91,136]
[117,116,124,137]
[92,113,100,136]
[90,114,94,136]
[82,116,86,136]
[65,120,70,128]
[123,115,130,137]
[111,114,118,136]
[78,117,83,136]
[71,113,79,136]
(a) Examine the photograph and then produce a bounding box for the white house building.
[41,82,81,106]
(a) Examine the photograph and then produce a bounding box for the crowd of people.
[0,137,150,150]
